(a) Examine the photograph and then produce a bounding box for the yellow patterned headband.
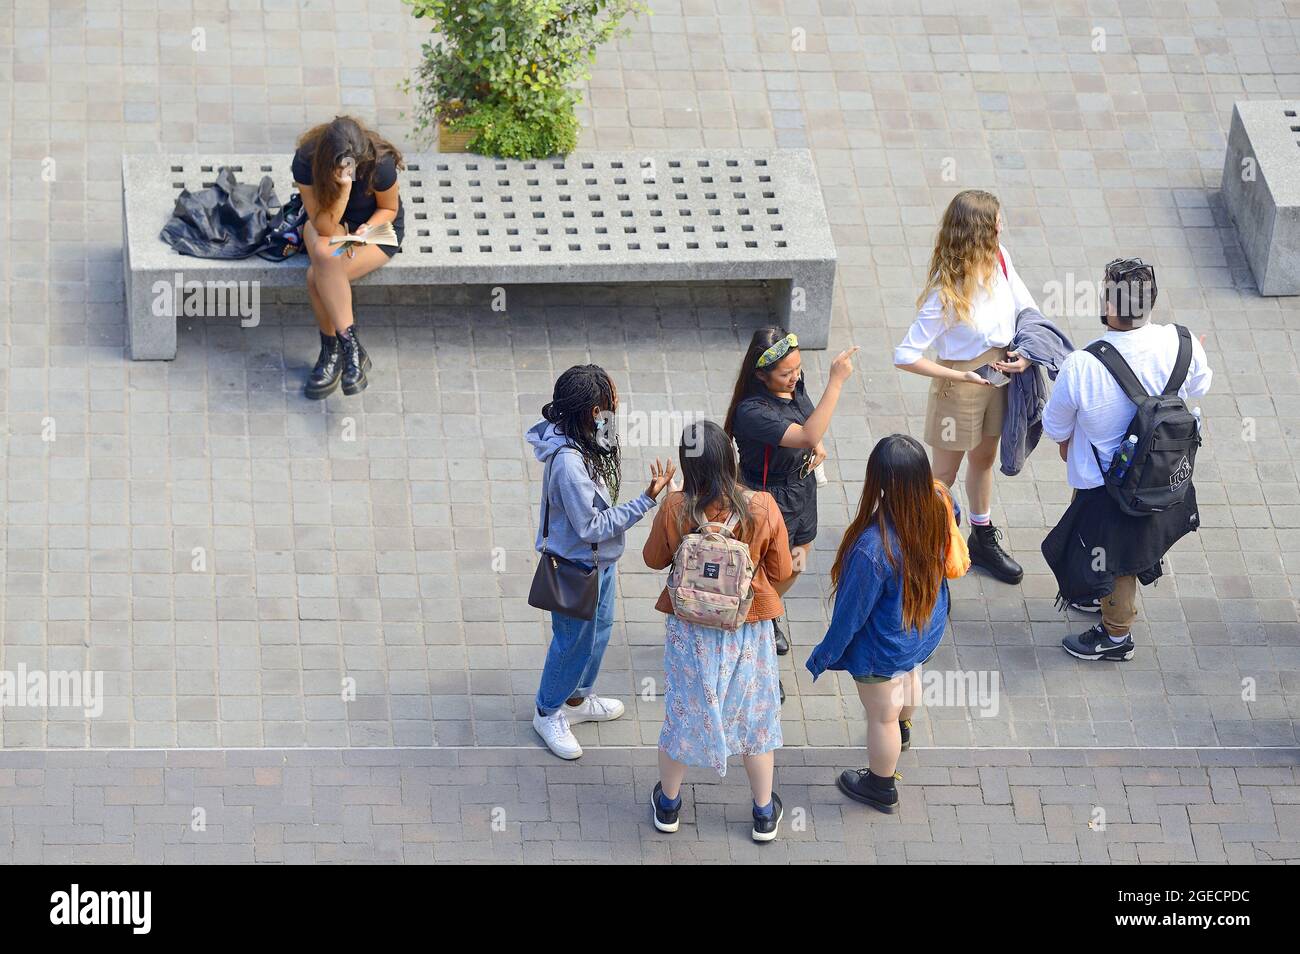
[756,333,798,369]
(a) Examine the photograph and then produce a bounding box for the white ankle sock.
[969,512,991,526]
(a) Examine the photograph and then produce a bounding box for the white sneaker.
[533,709,583,760]
[562,694,625,725]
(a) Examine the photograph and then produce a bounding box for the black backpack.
[1085,325,1201,517]
[255,193,308,261]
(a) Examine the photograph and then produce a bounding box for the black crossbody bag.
[528,451,600,620]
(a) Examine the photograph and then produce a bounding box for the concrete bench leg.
[771,261,835,349]
[123,191,177,360]
[125,268,177,360]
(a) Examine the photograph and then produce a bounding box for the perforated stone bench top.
[123,149,836,282]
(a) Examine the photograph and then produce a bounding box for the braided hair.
[542,365,622,502]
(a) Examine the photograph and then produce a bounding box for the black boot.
[305,332,341,400]
[836,768,899,814]
[772,614,790,655]
[338,324,371,396]
[967,524,1023,585]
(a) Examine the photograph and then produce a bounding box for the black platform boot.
[305,332,341,400]
[338,323,371,396]
[967,524,1023,585]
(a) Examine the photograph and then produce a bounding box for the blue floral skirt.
[658,614,783,777]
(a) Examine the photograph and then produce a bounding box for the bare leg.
[857,677,907,778]
[898,666,922,723]
[930,447,965,494]
[742,751,775,806]
[773,543,809,597]
[304,221,390,335]
[305,265,332,335]
[964,432,999,516]
[658,748,689,800]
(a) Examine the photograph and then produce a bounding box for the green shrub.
[402,0,647,158]
[449,100,579,159]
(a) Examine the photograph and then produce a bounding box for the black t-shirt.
[291,144,400,228]
[732,375,816,485]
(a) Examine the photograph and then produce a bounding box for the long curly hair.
[542,365,622,502]
[296,115,405,212]
[916,190,1001,327]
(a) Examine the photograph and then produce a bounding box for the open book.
[328,220,398,249]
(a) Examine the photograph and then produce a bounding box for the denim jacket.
[806,524,948,680]
[526,419,656,568]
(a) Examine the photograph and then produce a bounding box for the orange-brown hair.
[296,115,405,211]
[830,434,948,632]
[916,189,1001,327]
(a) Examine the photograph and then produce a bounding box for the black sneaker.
[772,614,790,655]
[651,782,680,833]
[1062,623,1135,661]
[899,718,912,751]
[968,524,1023,585]
[836,768,899,814]
[751,792,783,842]
[1068,597,1102,613]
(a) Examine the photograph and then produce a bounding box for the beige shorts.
[923,346,1009,452]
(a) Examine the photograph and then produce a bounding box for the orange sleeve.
[758,493,793,583]
[642,493,679,570]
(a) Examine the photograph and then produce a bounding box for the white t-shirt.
[1042,322,1213,490]
[893,245,1038,365]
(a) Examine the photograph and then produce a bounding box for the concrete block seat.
[1221,100,1300,297]
[121,149,838,359]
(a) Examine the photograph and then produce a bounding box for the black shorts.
[748,472,818,548]
[344,201,404,258]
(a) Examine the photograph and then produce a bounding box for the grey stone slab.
[1221,101,1300,296]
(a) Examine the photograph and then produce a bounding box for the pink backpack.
[666,506,758,632]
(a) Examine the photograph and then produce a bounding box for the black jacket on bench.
[160,166,280,259]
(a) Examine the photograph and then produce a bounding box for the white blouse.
[893,245,1038,365]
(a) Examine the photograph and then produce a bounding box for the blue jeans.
[536,563,617,715]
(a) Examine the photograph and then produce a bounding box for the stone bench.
[1221,100,1300,296]
[121,149,838,359]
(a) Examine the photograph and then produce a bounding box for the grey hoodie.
[526,420,656,568]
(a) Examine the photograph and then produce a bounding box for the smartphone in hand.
[973,363,1009,387]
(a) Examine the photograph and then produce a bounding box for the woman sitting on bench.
[293,115,405,398]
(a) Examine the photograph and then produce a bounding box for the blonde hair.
[916,190,1002,326]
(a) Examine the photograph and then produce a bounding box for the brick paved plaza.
[1,0,1298,862]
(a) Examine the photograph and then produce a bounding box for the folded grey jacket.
[1000,306,1075,477]
[526,419,656,568]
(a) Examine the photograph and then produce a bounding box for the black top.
[291,144,400,228]
[732,375,816,485]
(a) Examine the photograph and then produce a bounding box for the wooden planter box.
[438,120,475,153]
